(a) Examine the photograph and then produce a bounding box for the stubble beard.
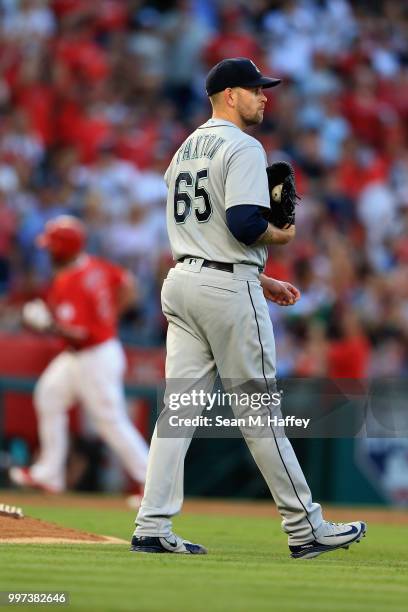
[240,108,264,128]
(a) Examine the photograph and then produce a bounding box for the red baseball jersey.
[46,255,128,350]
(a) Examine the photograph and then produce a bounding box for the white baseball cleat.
[289,520,367,559]
[8,467,62,494]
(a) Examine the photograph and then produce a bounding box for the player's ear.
[224,87,236,108]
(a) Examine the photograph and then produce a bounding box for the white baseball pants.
[135,260,323,545]
[30,338,148,491]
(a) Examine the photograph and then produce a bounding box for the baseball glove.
[263,161,299,229]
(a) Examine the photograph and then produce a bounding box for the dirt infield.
[1,491,408,524]
[0,510,126,544]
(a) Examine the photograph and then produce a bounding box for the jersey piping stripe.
[246,281,316,539]
[197,124,237,129]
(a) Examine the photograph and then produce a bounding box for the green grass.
[1,503,407,612]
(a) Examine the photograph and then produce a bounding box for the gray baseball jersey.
[164,118,270,268]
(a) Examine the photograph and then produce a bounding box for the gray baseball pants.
[135,258,323,545]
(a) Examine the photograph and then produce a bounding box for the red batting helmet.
[37,216,86,261]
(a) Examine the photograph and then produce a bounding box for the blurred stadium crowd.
[0,0,407,376]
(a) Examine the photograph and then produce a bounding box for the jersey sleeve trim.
[225,199,270,210]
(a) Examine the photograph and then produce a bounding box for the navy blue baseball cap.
[206,57,281,96]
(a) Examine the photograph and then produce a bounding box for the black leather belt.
[202,260,233,273]
[180,257,233,273]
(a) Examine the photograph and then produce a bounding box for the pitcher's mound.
[0,514,126,544]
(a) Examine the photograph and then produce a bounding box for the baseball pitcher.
[130,58,366,558]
